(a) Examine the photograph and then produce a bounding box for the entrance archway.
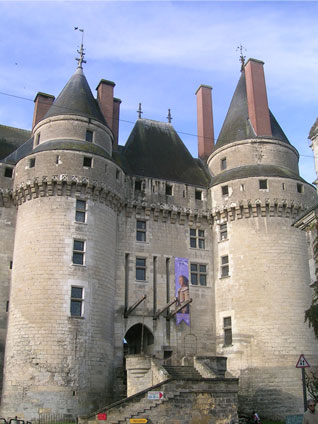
[123,323,154,355]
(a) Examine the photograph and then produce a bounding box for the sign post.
[296,354,310,412]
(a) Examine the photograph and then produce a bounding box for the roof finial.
[167,108,172,123]
[75,27,86,69]
[137,103,143,119]
[236,44,246,72]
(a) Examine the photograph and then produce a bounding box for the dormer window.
[86,130,93,142]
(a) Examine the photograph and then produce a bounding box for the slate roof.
[43,67,107,127]
[120,119,210,186]
[0,125,31,160]
[215,71,289,149]
[210,164,307,186]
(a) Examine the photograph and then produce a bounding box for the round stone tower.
[0,61,124,419]
[209,59,318,418]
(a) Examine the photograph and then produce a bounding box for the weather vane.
[167,109,172,123]
[75,27,86,68]
[236,44,246,72]
[137,103,143,119]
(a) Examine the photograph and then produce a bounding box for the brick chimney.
[195,84,214,161]
[244,58,272,136]
[112,98,121,150]
[32,92,55,130]
[96,79,115,129]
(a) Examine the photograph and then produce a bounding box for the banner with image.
[175,257,190,326]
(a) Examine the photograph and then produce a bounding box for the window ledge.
[218,238,228,243]
[69,316,85,320]
[220,275,230,279]
[136,280,148,284]
[191,285,210,288]
[74,222,88,225]
[189,247,207,251]
[222,344,233,348]
[72,264,87,268]
[136,241,150,245]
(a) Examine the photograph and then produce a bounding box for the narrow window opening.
[35,133,40,146]
[6,301,9,312]
[83,157,92,168]
[56,155,61,165]
[297,183,304,193]
[259,179,268,190]
[221,185,229,196]
[86,130,93,142]
[195,190,202,200]
[70,286,84,317]
[136,258,146,281]
[4,167,13,178]
[221,157,227,170]
[220,223,228,241]
[73,240,85,265]
[135,180,142,191]
[282,183,286,191]
[223,317,232,346]
[221,255,229,277]
[116,169,120,180]
[9,261,13,269]
[166,184,173,195]
[240,184,245,192]
[29,158,36,168]
[75,199,87,223]
[136,220,146,242]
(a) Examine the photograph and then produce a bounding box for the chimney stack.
[96,79,115,130]
[244,59,272,136]
[112,98,121,150]
[195,84,214,161]
[32,92,55,130]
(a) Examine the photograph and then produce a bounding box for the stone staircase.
[163,365,202,379]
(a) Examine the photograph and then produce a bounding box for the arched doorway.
[123,323,154,355]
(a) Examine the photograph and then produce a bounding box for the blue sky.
[1,1,318,183]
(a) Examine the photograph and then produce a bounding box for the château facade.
[0,51,317,420]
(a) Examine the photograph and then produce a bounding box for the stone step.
[163,365,202,379]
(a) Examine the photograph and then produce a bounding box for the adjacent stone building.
[0,49,317,421]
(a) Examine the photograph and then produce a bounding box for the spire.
[237,44,246,72]
[167,109,172,123]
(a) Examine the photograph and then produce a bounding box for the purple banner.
[175,257,190,326]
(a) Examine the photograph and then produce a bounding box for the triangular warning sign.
[296,354,310,368]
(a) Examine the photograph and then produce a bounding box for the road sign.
[129,419,148,423]
[97,413,107,420]
[148,391,164,400]
[296,354,310,368]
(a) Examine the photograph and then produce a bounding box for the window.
[70,287,84,317]
[297,183,304,193]
[35,133,40,146]
[221,185,228,196]
[9,261,13,269]
[223,317,232,346]
[282,183,286,191]
[259,179,267,189]
[83,157,92,167]
[221,157,227,170]
[190,263,207,286]
[116,169,120,180]
[56,155,61,165]
[195,190,202,200]
[75,199,87,223]
[190,229,205,249]
[166,184,173,195]
[136,258,146,281]
[4,167,13,178]
[240,184,245,192]
[136,220,146,242]
[86,130,93,142]
[220,223,228,241]
[221,255,229,277]
[29,158,35,168]
[135,180,142,191]
[73,240,85,265]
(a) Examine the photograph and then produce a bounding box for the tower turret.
[208,59,318,417]
[0,57,124,418]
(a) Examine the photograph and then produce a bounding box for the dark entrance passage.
[123,323,154,355]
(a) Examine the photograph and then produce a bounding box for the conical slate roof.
[43,67,107,126]
[215,71,289,149]
[121,119,210,186]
